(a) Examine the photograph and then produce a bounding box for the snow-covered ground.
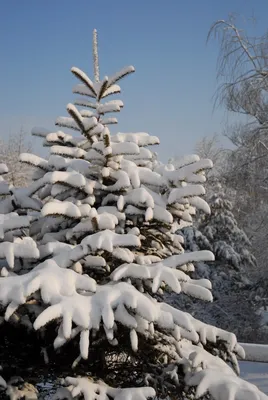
[240,362,268,394]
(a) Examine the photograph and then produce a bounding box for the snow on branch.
[0,214,32,239]
[0,237,39,269]
[54,377,155,400]
[97,100,124,115]
[107,66,135,87]
[33,281,199,356]
[45,131,85,147]
[125,147,153,161]
[112,132,160,147]
[100,117,118,125]
[41,201,90,219]
[20,153,50,171]
[71,67,97,97]
[0,189,42,214]
[0,164,8,175]
[163,158,213,184]
[189,196,210,214]
[71,66,131,101]
[45,230,140,270]
[101,84,121,99]
[120,159,164,189]
[28,171,98,199]
[73,83,97,98]
[120,187,154,209]
[67,104,98,133]
[73,211,118,235]
[50,145,87,159]
[74,98,97,109]
[81,229,140,252]
[173,154,201,168]
[111,258,213,301]
[31,127,50,138]
[55,116,82,132]
[168,185,206,205]
[160,251,215,268]
[47,156,91,176]
[79,109,95,118]
[34,282,156,352]
[55,104,105,141]
[186,368,268,400]
[91,141,140,157]
[0,259,96,320]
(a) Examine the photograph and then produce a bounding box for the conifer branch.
[66,103,87,133]
[107,66,135,88]
[71,67,97,97]
[97,77,109,101]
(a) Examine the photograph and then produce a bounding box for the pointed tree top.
[93,29,100,83]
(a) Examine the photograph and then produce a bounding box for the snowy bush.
[0,30,267,399]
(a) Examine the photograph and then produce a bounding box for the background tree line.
[171,15,268,343]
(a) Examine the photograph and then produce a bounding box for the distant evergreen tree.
[198,182,255,290]
[175,181,258,342]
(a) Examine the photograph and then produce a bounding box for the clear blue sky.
[0,0,267,160]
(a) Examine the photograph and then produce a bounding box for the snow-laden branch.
[54,377,155,400]
[186,368,267,400]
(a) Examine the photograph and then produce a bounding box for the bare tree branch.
[208,15,268,116]
[0,128,32,187]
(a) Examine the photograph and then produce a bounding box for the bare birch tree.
[208,15,268,120]
[208,15,268,279]
[194,134,229,178]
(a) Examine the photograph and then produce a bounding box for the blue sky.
[0,0,267,160]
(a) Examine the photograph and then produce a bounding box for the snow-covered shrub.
[0,30,266,399]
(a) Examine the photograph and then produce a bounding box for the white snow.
[51,145,86,158]
[186,367,268,400]
[71,67,97,96]
[240,362,268,395]
[81,230,141,252]
[111,261,212,299]
[42,201,82,218]
[168,185,206,204]
[0,164,8,175]
[54,377,155,400]
[20,153,50,171]
[240,343,268,363]
[0,214,31,239]
[0,237,39,269]
[112,132,160,146]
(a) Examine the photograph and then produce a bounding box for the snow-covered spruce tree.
[174,182,258,342]
[197,181,255,290]
[0,31,267,399]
